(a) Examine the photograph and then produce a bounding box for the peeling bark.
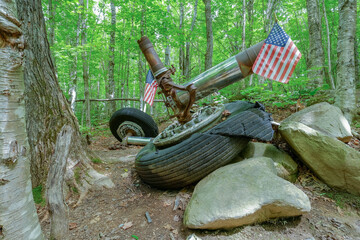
[0,1,43,239]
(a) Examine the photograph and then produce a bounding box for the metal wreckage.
[109,36,274,189]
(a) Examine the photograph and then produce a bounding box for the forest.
[0,0,359,239]
[46,0,359,126]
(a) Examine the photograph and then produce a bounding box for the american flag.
[144,70,158,106]
[252,22,301,83]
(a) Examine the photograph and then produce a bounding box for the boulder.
[281,102,352,142]
[279,121,360,195]
[183,157,311,229]
[237,142,298,182]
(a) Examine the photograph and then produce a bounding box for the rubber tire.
[109,108,159,142]
[135,133,249,189]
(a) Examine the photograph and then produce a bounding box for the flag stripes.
[252,23,301,83]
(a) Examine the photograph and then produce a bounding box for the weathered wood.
[47,125,73,240]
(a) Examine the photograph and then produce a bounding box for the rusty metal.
[138,36,264,124]
[138,36,196,124]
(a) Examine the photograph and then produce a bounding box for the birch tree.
[0,1,43,239]
[334,0,357,122]
[306,0,325,87]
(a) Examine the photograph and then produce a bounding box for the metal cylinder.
[177,40,264,105]
[138,36,168,78]
[124,136,152,146]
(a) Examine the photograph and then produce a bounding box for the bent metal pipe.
[138,36,264,124]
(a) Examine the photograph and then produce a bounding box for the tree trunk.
[79,0,91,128]
[0,2,44,239]
[306,0,325,87]
[17,0,114,202]
[165,0,171,66]
[47,126,72,240]
[335,0,357,122]
[69,3,81,112]
[179,0,185,79]
[241,0,246,50]
[203,0,213,70]
[108,0,116,115]
[184,0,198,80]
[321,0,335,90]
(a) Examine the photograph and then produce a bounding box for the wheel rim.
[153,104,225,147]
[117,121,145,139]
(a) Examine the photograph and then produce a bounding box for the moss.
[72,186,78,194]
[74,167,81,184]
[91,158,102,164]
[32,185,46,206]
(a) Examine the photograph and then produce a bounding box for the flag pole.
[273,13,279,23]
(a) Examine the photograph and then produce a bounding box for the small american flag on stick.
[144,70,158,106]
[252,22,301,83]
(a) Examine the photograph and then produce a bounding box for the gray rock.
[281,102,352,142]
[279,121,360,195]
[183,157,311,229]
[237,142,298,182]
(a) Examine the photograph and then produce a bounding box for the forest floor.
[39,111,360,240]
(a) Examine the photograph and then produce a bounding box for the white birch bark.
[108,0,116,115]
[0,1,43,239]
[335,0,357,122]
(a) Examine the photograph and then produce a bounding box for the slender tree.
[306,0,325,87]
[0,1,44,239]
[165,0,171,66]
[79,0,91,128]
[203,0,213,70]
[321,0,335,89]
[179,0,185,78]
[335,0,357,122]
[184,0,198,80]
[108,0,116,115]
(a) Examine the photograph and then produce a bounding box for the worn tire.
[135,133,249,189]
[109,108,159,142]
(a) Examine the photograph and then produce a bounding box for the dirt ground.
[39,121,360,240]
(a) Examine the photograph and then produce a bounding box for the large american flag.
[144,70,158,106]
[252,22,301,83]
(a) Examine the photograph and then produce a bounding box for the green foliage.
[32,185,46,206]
[41,0,359,125]
[91,158,103,164]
